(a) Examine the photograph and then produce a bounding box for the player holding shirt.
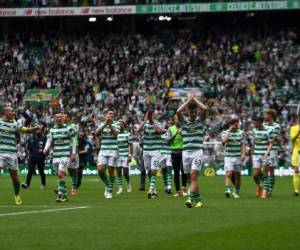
[137,110,164,198]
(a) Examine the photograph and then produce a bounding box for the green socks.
[167,169,172,188]
[71,171,78,190]
[98,171,108,187]
[189,192,201,203]
[270,175,275,191]
[263,175,270,192]
[162,168,168,187]
[108,175,115,193]
[150,175,156,192]
[117,172,122,188]
[58,180,66,196]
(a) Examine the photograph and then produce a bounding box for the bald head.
[3,106,15,121]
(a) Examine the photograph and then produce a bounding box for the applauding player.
[221,115,246,198]
[176,93,207,208]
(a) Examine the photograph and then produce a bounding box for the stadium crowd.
[0,27,300,165]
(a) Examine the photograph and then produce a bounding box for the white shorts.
[143,151,161,170]
[53,157,70,173]
[117,157,129,168]
[160,154,172,169]
[253,155,270,169]
[182,150,204,173]
[68,154,79,169]
[0,153,18,171]
[97,153,117,167]
[224,157,241,172]
[269,151,278,167]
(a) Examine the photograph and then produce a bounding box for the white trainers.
[116,188,123,195]
[104,187,108,197]
[232,192,240,199]
[127,184,132,193]
[106,192,112,199]
[174,192,181,197]
[40,185,46,190]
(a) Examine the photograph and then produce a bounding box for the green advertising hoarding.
[0,164,294,177]
[136,0,300,14]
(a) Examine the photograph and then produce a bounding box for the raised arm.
[20,125,40,134]
[193,97,208,111]
[176,99,190,123]
[221,126,235,144]
[137,111,148,133]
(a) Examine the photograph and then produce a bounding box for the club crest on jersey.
[189,126,195,132]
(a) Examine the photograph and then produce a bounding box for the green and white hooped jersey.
[182,117,205,152]
[0,119,22,154]
[264,122,280,152]
[221,129,245,158]
[117,130,132,158]
[47,125,76,160]
[143,121,163,152]
[99,122,119,154]
[252,127,273,156]
[160,132,171,156]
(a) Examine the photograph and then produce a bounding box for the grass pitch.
[0,175,299,250]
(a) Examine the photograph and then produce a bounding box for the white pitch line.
[0,205,62,208]
[0,206,89,217]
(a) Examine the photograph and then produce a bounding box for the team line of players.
[0,92,297,207]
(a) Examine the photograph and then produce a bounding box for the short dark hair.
[187,101,197,110]
[53,110,63,116]
[147,109,154,116]
[265,109,277,120]
[253,116,264,122]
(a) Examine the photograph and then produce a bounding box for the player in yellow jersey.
[290,120,300,196]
